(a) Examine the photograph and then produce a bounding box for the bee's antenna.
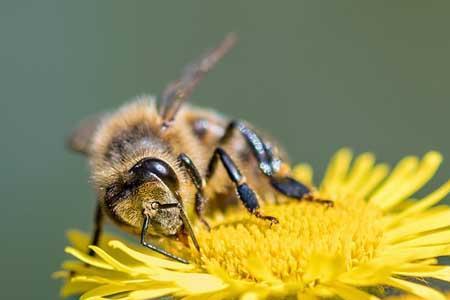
[159,33,237,128]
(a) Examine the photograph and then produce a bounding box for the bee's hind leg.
[219,121,333,207]
[206,147,278,224]
[178,153,211,230]
[88,203,104,256]
[269,176,333,207]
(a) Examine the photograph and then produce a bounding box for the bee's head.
[104,157,191,238]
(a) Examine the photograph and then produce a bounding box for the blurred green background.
[1,1,449,298]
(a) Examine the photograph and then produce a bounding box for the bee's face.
[104,158,184,237]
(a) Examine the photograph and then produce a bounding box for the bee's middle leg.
[206,147,278,224]
[220,121,332,206]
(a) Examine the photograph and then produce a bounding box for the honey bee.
[68,34,331,263]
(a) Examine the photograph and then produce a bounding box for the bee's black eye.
[130,158,179,191]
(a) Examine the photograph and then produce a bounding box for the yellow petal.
[393,263,450,282]
[60,281,98,298]
[328,282,380,300]
[378,245,450,262]
[127,287,179,299]
[383,209,450,243]
[342,152,375,194]
[387,230,450,248]
[61,261,136,282]
[392,180,450,222]
[296,292,320,300]
[244,257,280,283]
[240,291,261,300]
[71,274,149,286]
[64,247,113,270]
[293,163,313,186]
[320,148,352,196]
[397,262,447,273]
[394,267,450,282]
[338,263,391,286]
[52,270,69,279]
[353,164,390,199]
[80,284,132,300]
[108,240,194,271]
[369,156,419,206]
[67,229,90,251]
[371,152,442,211]
[170,273,228,294]
[88,246,137,274]
[303,253,346,284]
[383,277,446,300]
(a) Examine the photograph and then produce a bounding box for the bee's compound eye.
[130,158,179,191]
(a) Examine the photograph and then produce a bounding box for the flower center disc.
[191,199,383,282]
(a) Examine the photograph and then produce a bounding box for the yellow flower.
[55,149,450,300]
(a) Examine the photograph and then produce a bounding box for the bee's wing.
[159,33,237,126]
[67,114,105,155]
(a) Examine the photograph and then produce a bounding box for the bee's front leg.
[178,153,211,230]
[206,147,278,224]
[140,213,189,264]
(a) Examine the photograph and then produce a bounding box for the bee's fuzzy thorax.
[88,97,208,214]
